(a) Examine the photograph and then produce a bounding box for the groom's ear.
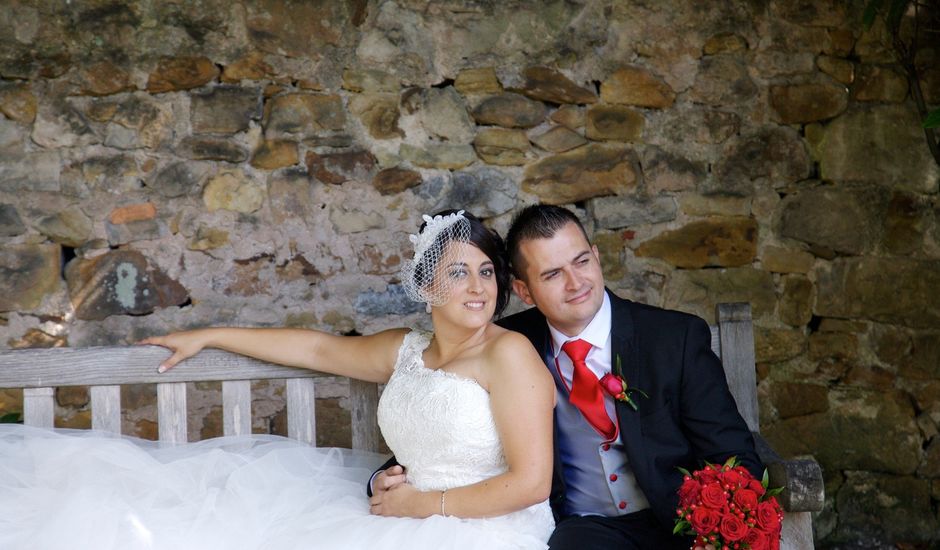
[512,278,535,306]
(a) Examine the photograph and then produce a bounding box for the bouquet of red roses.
[673,457,784,550]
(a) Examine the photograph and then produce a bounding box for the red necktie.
[561,339,616,441]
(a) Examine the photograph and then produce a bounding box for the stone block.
[713,127,810,195]
[664,267,776,324]
[329,206,385,234]
[882,192,931,256]
[191,86,261,135]
[473,128,530,165]
[32,97,98,149]
[76,60,133,96]
[521,66,596,105]
[678,195,750,217]
[817,55,855,85]
[760,246,815,274]
[585,104,644,142]
[0,83,37,123]
[147,161,210,198]
[221,52,275,83]
[306,150,376,185]
[920,437,940,478]
[592,196,677,229]
[643,147,706,194]
[372,167,423,195]
[0,244,61,312]
[834,472,936,543]
[203,170,265,213]
[522,144,638,205]
[105,219,167,246]
[769,82,848,124]
[529,125,586,153]
[109,203,157,225]
[0,203,25,236]
[34,209,92,247]
[471,92,546,128]
[754,327,806,363]
[147,56,219,93]
[771,382,829,419]
[779,275,814,327]
[354,284,423,316]
[550,105,584,130]
[56,386,89,408]
[399,143,475,170]
[180,135,248,163]
[65,250,188,320]
[188,226,229,251]
[809,331,859,362]
[593,230,628,281]
[635,217,758,268]
[600,66,675,109]
[779,185,884,255]
[418,87,475,144]
[8,328,67,349]
[809,105,940,192]
[764,389,921,475]
[251,139,298,170]
[244,1,344,57]
[900,334,940,381]
[341,69,399,93]
[688,56,757,106]
[418,167,516,218]
[264,93,346,136]
[702,33,748,55]
[815,257,940,329]
[454,67,501,95]
[852,65,908,103]
[349,93,403,140]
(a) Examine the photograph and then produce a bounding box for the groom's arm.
[678,315,764,478]
[366,456,401,497]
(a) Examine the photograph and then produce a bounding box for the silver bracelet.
[440,489,447,517]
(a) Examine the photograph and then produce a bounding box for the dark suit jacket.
[369,290,762,531]
[497,290,762,528]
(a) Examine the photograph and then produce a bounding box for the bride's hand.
[139,331,209,373]
[368,481,436,518]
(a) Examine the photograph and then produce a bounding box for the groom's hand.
[371,464,407,496]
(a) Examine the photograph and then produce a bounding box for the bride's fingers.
[157,351,188,373]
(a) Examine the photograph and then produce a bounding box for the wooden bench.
[0,302,822,548]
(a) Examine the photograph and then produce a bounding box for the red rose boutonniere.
[599,355,648,411]
[673,456,784,550]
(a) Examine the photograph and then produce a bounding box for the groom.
[373,205,762,548]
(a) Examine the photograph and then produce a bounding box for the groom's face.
[511,222,606,337]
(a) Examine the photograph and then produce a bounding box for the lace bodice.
[377,330,507,492]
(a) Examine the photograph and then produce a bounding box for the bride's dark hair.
[417,209,511,317]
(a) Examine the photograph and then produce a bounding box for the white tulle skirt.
[0,425,549,550]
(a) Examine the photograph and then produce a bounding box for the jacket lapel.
[608,291,642,445]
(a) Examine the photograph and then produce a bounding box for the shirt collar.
[548,292,611,358]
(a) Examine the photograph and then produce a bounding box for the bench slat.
[0,346,323,388]
[91,385,121,434]
[223,380,252,437]
[23,387,55,428]
[158,382,188,444]
[717,303,760,432]
[286,378,316,445]
[350,379,379,452]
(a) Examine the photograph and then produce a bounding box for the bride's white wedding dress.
[0,330,554,549]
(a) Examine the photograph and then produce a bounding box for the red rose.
[732,488,759,511]
[599,373,626,397]
[718,512,748,541]
[743,527,770,550]
[720,468,744,488]
[689,506,721,535]
[678,478,702,508]
[695,465,720,485]
[747,478,766,497]
[756,500,782,532]
[699,482,726,509]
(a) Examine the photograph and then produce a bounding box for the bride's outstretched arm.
[371,330,555,518]
[140,327,406,384]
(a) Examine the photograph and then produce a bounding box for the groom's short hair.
[506,205,591,280]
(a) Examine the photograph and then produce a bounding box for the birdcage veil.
[400,210,472,308]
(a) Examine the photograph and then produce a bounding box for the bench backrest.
[0,303,757,448]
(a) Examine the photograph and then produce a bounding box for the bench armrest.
[754,432,824,513]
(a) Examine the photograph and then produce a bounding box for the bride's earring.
[426,303,432,313]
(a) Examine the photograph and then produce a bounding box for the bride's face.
[429,241,498,327]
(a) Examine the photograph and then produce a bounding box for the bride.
[1,210,555,549]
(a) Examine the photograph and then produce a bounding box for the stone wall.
[1,1,938,547]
